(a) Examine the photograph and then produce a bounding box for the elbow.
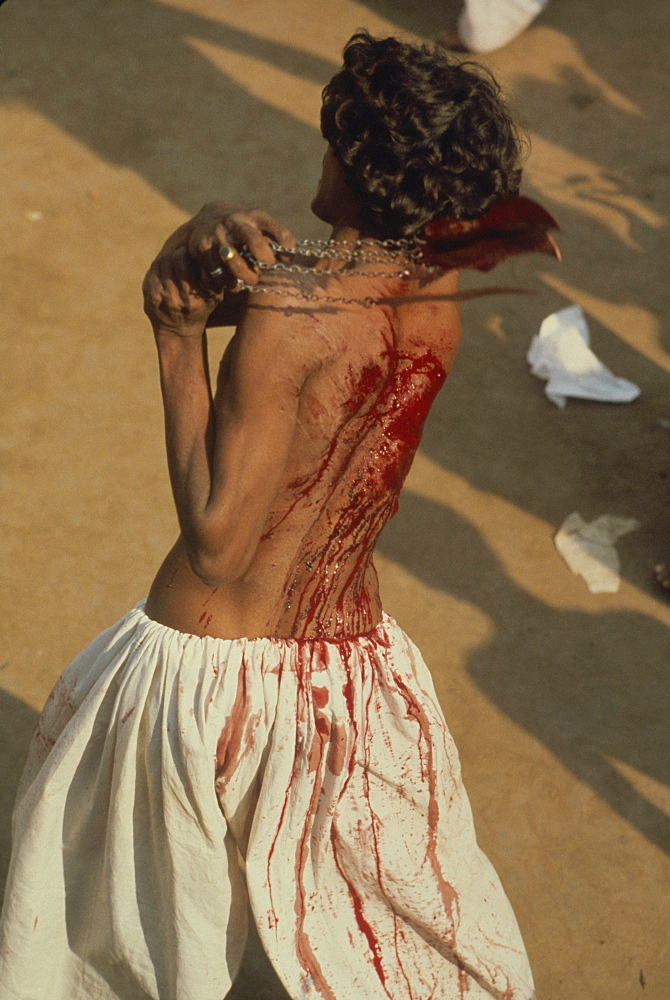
[193,567,238,588]
[185,537,253,587]
[188,553,242,588]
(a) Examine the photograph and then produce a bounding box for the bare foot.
[653,562,670,589]
[436,30,470,52]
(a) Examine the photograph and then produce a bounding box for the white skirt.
[0,603,535,1000]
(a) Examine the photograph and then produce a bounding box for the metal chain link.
[234,237,425,307]
[268,237,424,262]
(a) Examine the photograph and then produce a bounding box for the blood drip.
[269,345,446,639]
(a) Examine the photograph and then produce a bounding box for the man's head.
[319,31,525,239]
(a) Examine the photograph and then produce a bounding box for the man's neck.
[328,224,363,243]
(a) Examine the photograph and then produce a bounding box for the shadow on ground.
[0,0,336,218]
[356,0,461,39]
[379,491,670,856]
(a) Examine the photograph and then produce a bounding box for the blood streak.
[390,664,461,946]
[215,655,263,790]
[272,346,446,639]
[357,680,415,998]
[291,645,336,1000]
[330,827,390,995]
[326,719,347,776]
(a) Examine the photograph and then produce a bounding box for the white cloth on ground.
[0,603,535,1000]
[458,0,550,52]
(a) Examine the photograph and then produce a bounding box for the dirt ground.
[1,0,669,997]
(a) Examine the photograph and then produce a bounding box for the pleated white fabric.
[0,604,535,1000]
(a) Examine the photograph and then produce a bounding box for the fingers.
[157,248,198,308]
[233,222,276,267]
[248,209,297,252]
[190,222,259,286]
[172,248,204,308]
[143,247,222,325]
[230,210,297,265]
[142,268,163,316]
[158,220,192,256]
[186,204,296,288]
[225,236,264,285]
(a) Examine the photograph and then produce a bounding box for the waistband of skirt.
[129,600,398,650]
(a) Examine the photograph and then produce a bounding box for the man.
[0,32,542,1000]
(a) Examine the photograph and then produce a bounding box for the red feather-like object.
[422,194,560,272]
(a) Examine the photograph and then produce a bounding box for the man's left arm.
[143,247,320,587]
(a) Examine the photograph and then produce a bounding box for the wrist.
[152,320,206,341]
[155,326,208,381]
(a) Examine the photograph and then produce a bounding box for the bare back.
[145,267,461,639]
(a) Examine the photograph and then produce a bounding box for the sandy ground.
[1,0,669,997]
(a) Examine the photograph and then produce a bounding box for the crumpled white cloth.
[554,512,640,593]
[527,304,640,408]
[458,0,549,53]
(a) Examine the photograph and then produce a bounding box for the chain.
[268,237,424,261]
[256,259,415,281]
[268,238,424,269]
[233,236,425,307]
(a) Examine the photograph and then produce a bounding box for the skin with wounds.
[144,251,461,642]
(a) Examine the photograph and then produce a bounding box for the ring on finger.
[219,244,237,262]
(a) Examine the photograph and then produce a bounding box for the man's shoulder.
[236,274,338,382]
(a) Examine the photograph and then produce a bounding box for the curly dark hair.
[320,31,525,238]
